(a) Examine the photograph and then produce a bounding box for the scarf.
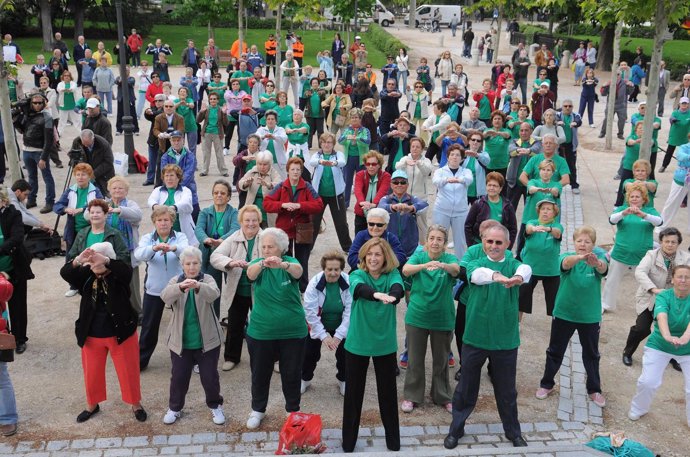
[661,250,676,288]
[107,198,136,251]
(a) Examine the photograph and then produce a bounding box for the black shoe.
[77,404,100,423]
[511,436,528,447]
[142,181,154,186]
[617,134,625,140]
[670,359,682,372]
[39,204,53,214]
[455,367,462,381]
[622,354,633,366]
[55,162,64,168]
[444,432,463,449]
[659,166,667,173]
[133,407,147,422]
[26,201,37,209]
[598,133,605,138]
[395,365,400,376]
[15,343,26,354]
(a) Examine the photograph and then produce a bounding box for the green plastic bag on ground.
[586,435,655,457]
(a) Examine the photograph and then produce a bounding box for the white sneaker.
[447,242,455,249]
[193,364,200,374]
[65,288,78,297]
[300,379,311,394]
[338,380,346,396]
[628,410,642,421]
[223,148,229,156]
[211,406,225,425]
[222,361,236,371]
[273,362,280,373]
[163,409,181,424]
[246,410,265,429]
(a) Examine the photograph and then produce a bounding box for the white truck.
[404,4,462,28]
[324,0,395,27]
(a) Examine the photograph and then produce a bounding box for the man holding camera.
[13,93,56,214]
[70,129,115,196]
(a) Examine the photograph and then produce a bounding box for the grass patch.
[570,35,689,63]
[15,25,390,69]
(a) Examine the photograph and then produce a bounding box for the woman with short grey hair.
[238,151,281,227]
[244,227,307,430]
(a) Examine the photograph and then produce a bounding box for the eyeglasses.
[511,101,520,104]
[469,138,482,143]
[164,105,174,108]
[484,239,503,245]
[562,105,572,107]
[365,162,379,167]
[368,222,385,228]
[266,84,274,87]
[391,180,407,185]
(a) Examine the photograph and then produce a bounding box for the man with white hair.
[519,133,570,187]
[556,99,582,193]
[70,129,115,196]
[280,50,300,103]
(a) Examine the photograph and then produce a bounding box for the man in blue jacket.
[378,170,428,257]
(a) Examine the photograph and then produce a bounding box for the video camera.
[10,97,31,118]
[68,147,84,168]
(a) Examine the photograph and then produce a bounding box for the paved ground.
[2,19,688,456]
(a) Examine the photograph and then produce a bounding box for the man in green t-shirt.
[519,134,570,187]
[445,224,531,450]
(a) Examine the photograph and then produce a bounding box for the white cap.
[680,97,690,104]
[86,98,99,109]
[355,36,361,40]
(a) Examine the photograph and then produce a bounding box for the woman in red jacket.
[264,157,324,291]
[353,151,392,235]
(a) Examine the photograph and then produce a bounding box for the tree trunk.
[640,0,675,160]
[605,21,622,151]
[208,21,214,40]
[596,24,615,72]
[275,4,282,88]
[409,0,416,29]
[72,0,85,39]
[238,0,244,63]
[494,7,503,63]
[39,0,54,52]
[0,30,21,184]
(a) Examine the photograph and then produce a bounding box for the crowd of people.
[0,28,689,450]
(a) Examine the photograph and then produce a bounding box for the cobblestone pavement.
[0,422,607,456]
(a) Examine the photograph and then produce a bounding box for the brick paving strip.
[0,191,605,457]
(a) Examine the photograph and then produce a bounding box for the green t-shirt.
[276,104,294,128]
[0,225,13,272]
[511,118,534,139]
[393,140,405,169]
[478,94,492,119]
[488,198,503,223]
[553,251,607,324]
[175,97,197,132]
[622,134,641,170]
[61,83,76,110]
[523,179,562,223]
[405,251,459,331]
[207,82,226,106]
[74,187,90,232]
[110,211,120,228]
[246,256,307,340]
[345,268,403,357]
[85,230,105,247]
[237,237,255,296]
[520,220,563,276]
[231,70,253,93]
[205,106,220,134]
[484,129,511,170]
[623,179,657,207]
[165,188,182,232]
[464,255,523,350]
[669,109,690,146]
[286,122,309,145]
[322,282,344,330]
[561,114,573,143]
[309,92,322,118]
[182,291,203,349]
[458,244,514,304]
[522,153,571,183]
[648,289,690,356]
[610,205,660,266]
[319,154,336,197]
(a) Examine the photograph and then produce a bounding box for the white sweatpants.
[58,109,81,136]
[432,210,468,260]
[601,258,634,312]
[629,346,690,426]
[656,180,690,234]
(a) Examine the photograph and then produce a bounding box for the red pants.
[81,332,141,406]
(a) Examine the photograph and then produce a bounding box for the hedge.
[364,23,410,59]
[155,15,296,30]
[555,22,689,41]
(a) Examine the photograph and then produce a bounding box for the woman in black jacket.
[464,172,517,248]
[60,241,147,423]
[0,190,34,355]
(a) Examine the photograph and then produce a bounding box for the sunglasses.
[391,180,407,185]
[365,162,379,167]
[32,101,44,105]
[484,239,503,245]
[266,84,274,87]
[562,105,573,107]
[470,138,482,143]
[511,101,520,104]
[368,222,385,228]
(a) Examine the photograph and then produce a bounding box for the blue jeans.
[343,155,361,208]
[186,131,198,156]
[136,90,147,119]
[146,144,158,183]
[0,362,17,425]
[441,80,450,97]
[97,91,113,114]
[397,70,408,92]
[23,150,55,205]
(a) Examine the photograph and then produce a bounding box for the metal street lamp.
[114,0,138,174]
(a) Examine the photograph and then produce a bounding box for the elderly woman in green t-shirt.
[343,237,404,453]
[400,225,460,414]
[244,227,306,430]
[535,226,608,408]
[629,264,690,426]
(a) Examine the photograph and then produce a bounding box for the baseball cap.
[680,97,690,104]
[86,98,100,108]
[638,101,646,107]
[355,35,361,40]
[242,94,252,101]
[391,170,408,181]
[540,81,550,88]
[170,130,184,138]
